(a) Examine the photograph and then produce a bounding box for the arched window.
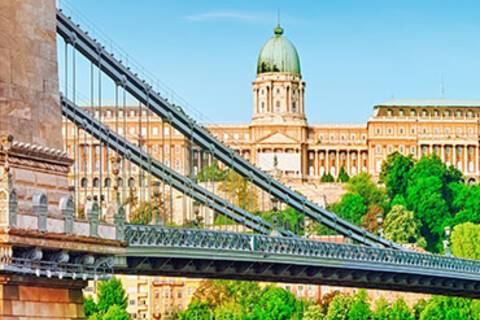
[92,178,100,188]
[80,177,88,188]
[410,109,416,116]
[117,177,123,187]
[104,177,111,188]
[128,177,136,187]
[292,101,297,112]
[421,109,428,117]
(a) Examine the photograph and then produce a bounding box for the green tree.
[381,152,414,200]
[450,222,480,259]
[321,173,335,183]
[337,166,350,183]
[196,162,227,182]
[304,304,325,320]
[325,293,352,320]
[178,301,212,320]
[419,296,473,320]
[390,298,414,320]
[252,286,303,320]
[372,297,391,320]
[450,183,480,225]
[260,207,305,235]
[412,299,427,319]
[383,205,422,245]
[348,290,371,320]
[84,296,97,318]
[406,175,450,251]
[102,305,130,320]
[361,205,384,233]
[214,300,244,320]
[220,170,257,212]
[96,278,128,315]
[330,193,367,225]
[192,280,229,308]
[346,173,386,209]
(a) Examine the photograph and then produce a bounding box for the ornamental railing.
[125,225,480,275]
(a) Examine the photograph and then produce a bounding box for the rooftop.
[376,99,480,108]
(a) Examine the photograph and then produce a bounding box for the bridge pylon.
[0,1,125,318]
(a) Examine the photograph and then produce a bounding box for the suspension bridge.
[0,1,479,318]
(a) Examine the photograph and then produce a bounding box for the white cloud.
[183,10,266,23]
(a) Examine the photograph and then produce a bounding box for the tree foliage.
[84,278,129,320]
[102,305,130,320]
[390,298,415,320]
[325,293,352,320]
[252,286,304,320]
[337,166,350,183]
[348,290,371,320]
[346,173,386,209]
[383,205,422,245]
[196,162,227,182]
[260,207,305,235]
[361,205,383,233]
[381,152,414,200]
[321,173,335,183]
[304,304,325,320]
[330,193,367,225]
[178,301,211,320]
[219,170,257,211]
[450,222,480,259]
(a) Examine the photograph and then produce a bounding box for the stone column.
[335,150,339,177]
[453,144,457,168]
[346,151,351,175]
[326,149,330,175]
[356,151,360,174]
[464,144,468,174]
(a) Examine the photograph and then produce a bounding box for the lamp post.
[444,226,451,256]
[376,213,384,237]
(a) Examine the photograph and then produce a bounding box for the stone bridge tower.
[0,1,124,319]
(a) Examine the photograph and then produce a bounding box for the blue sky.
[59,0,480,124]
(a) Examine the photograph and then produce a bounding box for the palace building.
[65,23,480,204]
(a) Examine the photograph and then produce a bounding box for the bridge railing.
[125,225,480,275]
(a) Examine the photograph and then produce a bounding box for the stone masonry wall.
[0,0,62,149]
[0,276,86,319]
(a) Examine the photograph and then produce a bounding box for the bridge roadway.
[117,225,480,298]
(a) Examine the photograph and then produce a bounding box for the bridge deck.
[118,226,480,298]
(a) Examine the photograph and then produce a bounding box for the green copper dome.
[257,25,301,76]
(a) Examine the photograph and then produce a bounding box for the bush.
[321,173,335,183]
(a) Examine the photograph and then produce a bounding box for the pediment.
[256,132,299,144]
